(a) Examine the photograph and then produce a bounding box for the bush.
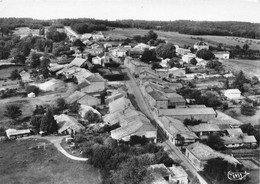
[9,69,21,80]
[241,103,256,116]
[26,85,40,96]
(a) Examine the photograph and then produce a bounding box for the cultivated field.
[0,139,101,184]
[103,28,260,50]
[223,59,260,79]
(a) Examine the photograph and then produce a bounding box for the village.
[0,21,260,184]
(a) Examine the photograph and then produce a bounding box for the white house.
[224,89,241,100]
[213,51,230,60]
[194,41,209,50]
[182,53,196,63]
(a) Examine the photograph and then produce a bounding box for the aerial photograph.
[0,0,259,184]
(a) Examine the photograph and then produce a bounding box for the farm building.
[6,129,30,139]
[54,114,84,135]
[159,107,216,122]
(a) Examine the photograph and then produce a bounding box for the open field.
[225,106,260,126]
[0,139,101,184]
[223,59,260,79]
[0,82,76,127]
[13,27,65,38]
[0,65,25,79]
[103,28,260,50]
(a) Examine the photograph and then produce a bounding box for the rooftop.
[159,107,216,116]
[188,123,221,132]
[222,135,257,144]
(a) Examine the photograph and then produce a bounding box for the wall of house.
[156,100,168,109]
[170,175,188,184]
[185,149,204,171]
[224,143,244,148]
[169,114,216,122]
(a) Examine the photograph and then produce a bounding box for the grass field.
[223,59,260,79]
[103,28,260,50]
[0,139,101,184]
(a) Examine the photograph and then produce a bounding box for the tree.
[241,103,256,116]
[251,76,259,85]
[56,98,67,111]
[0,127,6,137]
[206,60,222,69]
[84,110,100,123]
[196,49,215,60]
[140,49,157,63]
[146,30,158,40]
[30,115,43,134]
[190,58,198,65]
[72,39,85,47]
[232,71,249,93]
[203,157,246,184]
[111,157,148,184]
[155,43,176,59]
[9,69,21,80]
[183,119,203,126]
[68,102,80,113]
[89,145,113,168]
[27,52,42,68]
[33,105,46,115]
[4,104,22,120]
[26,85,40,96]
[243,43,249,50]
[40,108,58,133]
[206,133,225,150]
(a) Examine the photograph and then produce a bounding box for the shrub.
[241,103,256,116]
[26,85,40,96]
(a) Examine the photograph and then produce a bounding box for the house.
[6,129,30,139]
[168,67,186,78]
[182,53,196,63]
[224,89,241,100]
[66,90,101,106]
[225,128,243,136]
[188,123,222,139]
[213,51,230,60]
[54,114,84,135]
[208,111,243,128]
[168,165,189,184]
[194,41,209,50]
[158,116,198,145]
[165,93,186,108]
[108,96,133,113]
[92,53,104,65]
[110,113,157,142]
[221,135,257,148]
[103,108,140,126]
[111,47,129,58]
[134,43,150,51]
[124,57,149,75]
[105,88,127,104]
[128,49,144,58]
[86,47,104,56]
[155,69,170,79]
[185,142,240,171]
[77,95,101,106]
[147,90,169,109]
[146,164,188,184]
[176,47,191,56]
[159,107,216,122]
[20,71,33,83]
[70,58,87,67]
[81,73,107,96]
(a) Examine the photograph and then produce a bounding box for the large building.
[159,107,217,122]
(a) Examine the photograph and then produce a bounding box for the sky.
[0,0,259,23]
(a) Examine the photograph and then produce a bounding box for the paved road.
[124,67,208,184]
[64,26,80,38]
[22,135,88,161]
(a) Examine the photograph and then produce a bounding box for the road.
[124,67,208,184]
[64,26,80,38]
